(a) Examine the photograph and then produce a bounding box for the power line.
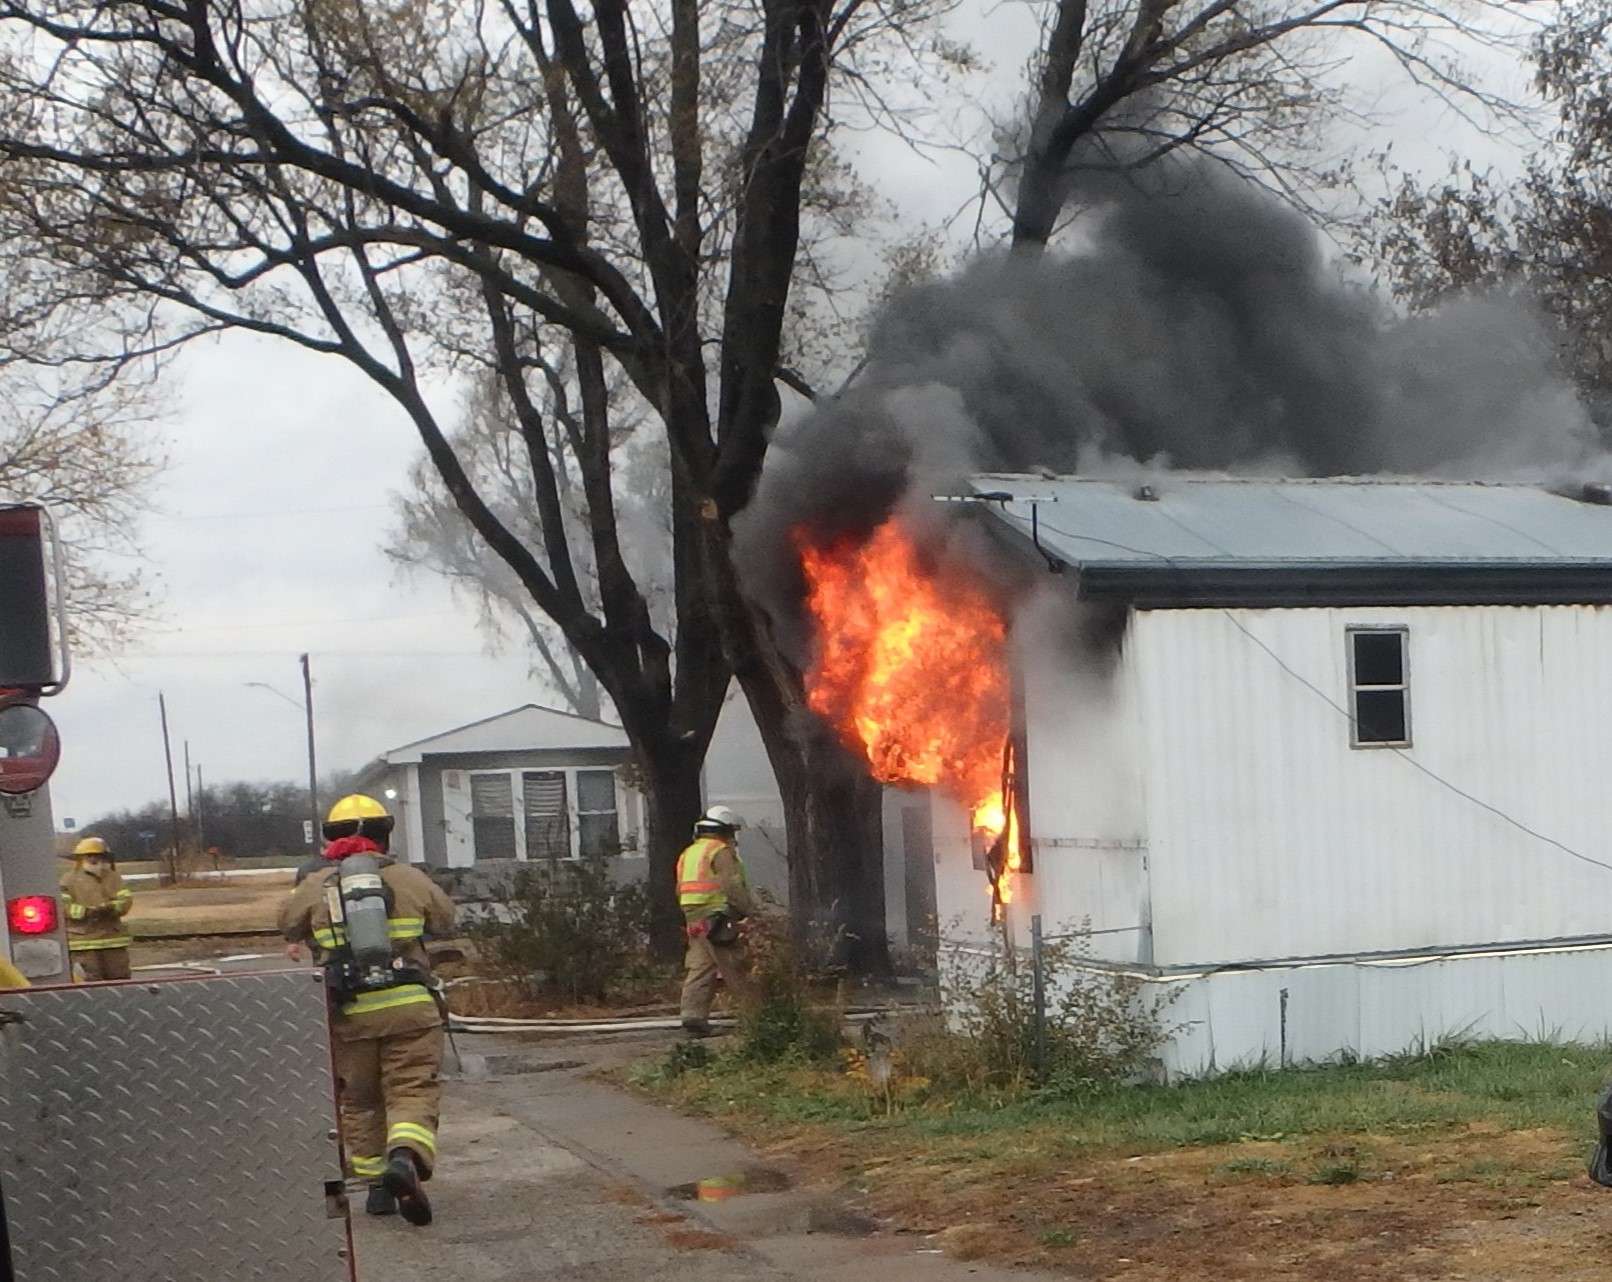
[1014,502,1612,879]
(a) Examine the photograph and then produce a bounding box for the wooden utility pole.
[301,652,319,847]
[158,693,183,884]
[183,739,195,840]
[195,763,208,861]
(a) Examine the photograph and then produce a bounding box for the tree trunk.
[740,671,891,976]
[698,510,891,975]
[636,740,706,960]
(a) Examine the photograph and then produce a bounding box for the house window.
[469,772,517,860]
[576,769,621,858]
[522,771,570,860]
[1348,627,1410,747]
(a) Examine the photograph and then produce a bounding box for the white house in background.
[355,701,796,899]
[938,474,1612,1077]
[356,703,644,871]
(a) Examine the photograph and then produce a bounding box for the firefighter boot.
[383,1149,433,1227]
[365,1184,397,1217]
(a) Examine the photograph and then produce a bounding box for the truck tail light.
[7,894,57,935]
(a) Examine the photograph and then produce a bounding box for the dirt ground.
[127,873,292,936]
[733,1121,1612,1281]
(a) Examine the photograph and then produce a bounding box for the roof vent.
[1134,484,1159,502]
[1582,482,1612,506]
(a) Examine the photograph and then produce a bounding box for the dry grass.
[127,875,292,936]
[632,1040,1612,1280]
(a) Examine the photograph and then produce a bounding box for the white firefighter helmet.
[694,804,745,836]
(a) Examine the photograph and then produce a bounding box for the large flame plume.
[796,518,1024,909]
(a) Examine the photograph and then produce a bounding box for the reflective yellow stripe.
[315,917,422,948]
[112,890,133,908]
[68,936,131,951]
[350,1154,386,1178]
[677,839,729,911]
[387,1122,436,1154]
[339,984,435,1017]
[65,902,87,921]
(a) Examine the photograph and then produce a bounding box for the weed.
[1038,1228,1078,1248]
[902,921,1175,1095]
[1216,1156,1293,1178]
[735,917,842,1065]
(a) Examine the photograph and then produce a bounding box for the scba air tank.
[334,854,394,975]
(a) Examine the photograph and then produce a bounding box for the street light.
[243,651,319,849]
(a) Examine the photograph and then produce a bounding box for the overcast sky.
[42,3,1542,826]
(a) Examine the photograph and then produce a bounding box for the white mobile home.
[941,475,1612,1075]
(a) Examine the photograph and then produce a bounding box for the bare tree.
[0,0,971,959]
[387,361,674,724]
[1369,3,1612,411]
[1003,0,1531,250]
[0,222,164,651]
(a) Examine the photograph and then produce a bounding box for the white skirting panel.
[1137,942,1612,1079]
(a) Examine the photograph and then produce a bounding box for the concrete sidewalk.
[355,1032,1061,1282]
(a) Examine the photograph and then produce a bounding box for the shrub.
[904,920,1175,1094]
[735,915,843,1064]
[469,856,659,1004]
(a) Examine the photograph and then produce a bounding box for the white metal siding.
[1016,608,1151,962]
[932,601,1154,958]
[1154,945,1612,1077]
[1137,605,1612,968]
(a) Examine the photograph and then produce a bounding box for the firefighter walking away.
[59,836,134,981]
[279,794,456,1227]
[677,805,756,1037]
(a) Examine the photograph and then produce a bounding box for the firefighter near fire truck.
[58,836,133,982]
[279,793,456,1227]
[677,805,757,1037]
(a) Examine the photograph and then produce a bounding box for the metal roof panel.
[969,475,1612,568]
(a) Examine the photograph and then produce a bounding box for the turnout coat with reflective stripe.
[278,859,456,1041]
[59,865,134,951]
[675,837,754,924]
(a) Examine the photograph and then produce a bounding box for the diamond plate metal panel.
[0,970,352,1282]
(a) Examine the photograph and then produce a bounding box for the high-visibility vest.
[677,837,732,915]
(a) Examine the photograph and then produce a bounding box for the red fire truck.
[0,503,353,1282]
[0,503,70,985]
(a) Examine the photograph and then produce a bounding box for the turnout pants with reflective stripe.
[333,1021,444,1180]
[72,947,132,982]
[679,935,750,1026]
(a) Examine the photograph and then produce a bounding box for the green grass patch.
[638,1038,1611,1159]
[1215,1156,1294,1178]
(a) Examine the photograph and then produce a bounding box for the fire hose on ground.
[446,1006,923,1035]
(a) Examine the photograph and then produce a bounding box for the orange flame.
[796,518,1023,909]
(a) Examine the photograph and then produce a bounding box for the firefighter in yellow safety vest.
[677,805,756,1037]
[59,836,134,982]
[279,794,456,1227]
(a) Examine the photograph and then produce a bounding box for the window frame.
[466,768,519,861]
[461,764,635,861]
[1346,625,1411,749]
[574,767,622,859]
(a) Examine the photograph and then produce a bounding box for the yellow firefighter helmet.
[322,793,395,843]
[67,835,111,859]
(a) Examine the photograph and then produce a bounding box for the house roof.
[379,703,629,765]
[969,475,1612,608]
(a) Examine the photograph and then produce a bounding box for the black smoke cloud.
[735,161,1602,645]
